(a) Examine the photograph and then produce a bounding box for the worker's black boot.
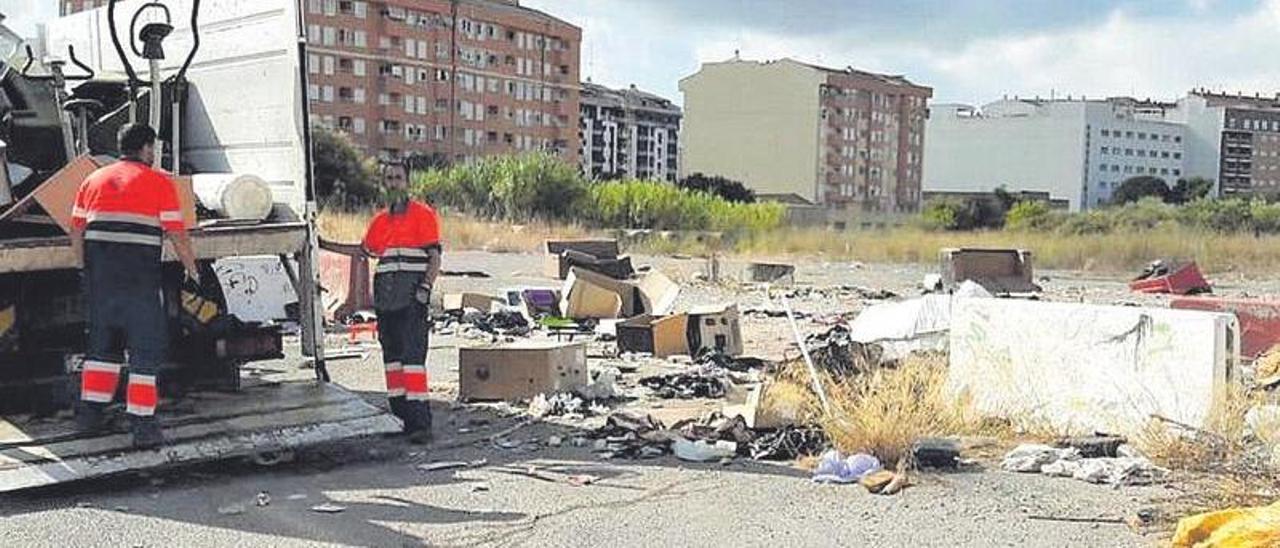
[404,401,433,445]
[129,415,165,450]
[74,401,111,433]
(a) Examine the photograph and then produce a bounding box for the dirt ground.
[4,251,1266,547]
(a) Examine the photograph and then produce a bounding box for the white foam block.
[947,298,1239,435]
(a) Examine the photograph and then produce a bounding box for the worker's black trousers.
[375,279,430,402]
[80,241,166,417]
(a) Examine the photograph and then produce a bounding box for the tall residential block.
[579,82,681,182]
[679,58,932,213]
[61,0,582,165]
[925,97,1186,210]
[1172,91,1280,197]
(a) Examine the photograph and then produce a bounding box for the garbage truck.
[0,0,399,492]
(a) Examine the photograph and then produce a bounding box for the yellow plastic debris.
[1172,500,1280,548]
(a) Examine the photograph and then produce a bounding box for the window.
[353,117,365,134]
[1101,146,1109,154]
[1174,152,1182,159]
[353,88,365,104]
[1125,148,1133,156]
[1138,132,1147,140]
[322,27,335,46]
[1161,151,1169,159]
[1175,136,1182,143]
[1126,131,1134,138]
[323,55,335,75]
[1101,129,1110,137]
[1173,169,1181,176]
[353,59,366,76]
[1099,164,1108,172]
[323,0,336,16]
[1111,165,1120,172]
[307,54,319,74]
[321,85,334,102]
[354,1,366,18]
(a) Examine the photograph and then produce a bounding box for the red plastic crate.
[1129,261,1210,295]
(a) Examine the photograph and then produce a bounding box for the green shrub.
[1178,198,1252,232]
[920,199,961,231]
[1004,201,1053,231]
[410,155,781,234]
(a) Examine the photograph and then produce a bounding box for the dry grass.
[766,355,1000,468]
[1135,388,1279,514]
[318,210,599,253]
[323,209,1280,274]
[735,226,1280,274]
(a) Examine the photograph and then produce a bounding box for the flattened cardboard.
[443,292,501,312]
[458,341,589,401]
[0,155,100,233]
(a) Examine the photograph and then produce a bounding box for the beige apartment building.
[680,58,931,213]
[60,0,582,165]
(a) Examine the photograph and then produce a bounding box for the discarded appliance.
[617,314,690,357]
[1130,259,1211,295]
[443,292,501,313]
[458,341,589,401]
[1171,296,1280,359]
[938,248,1038,294]
[948,298,1240,436]
[560,267,679,320]
[687,304,744,357]
[745,262,796,284]
[543,239,621,279]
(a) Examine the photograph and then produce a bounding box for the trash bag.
[1172,500,1280,548]
[812,450,881,484]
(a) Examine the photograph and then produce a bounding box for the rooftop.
[582,81,680,113]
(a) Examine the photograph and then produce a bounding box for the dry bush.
[1136,387,1279,515]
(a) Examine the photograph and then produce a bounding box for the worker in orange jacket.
[362,161,441,444]
[70,123,200,449]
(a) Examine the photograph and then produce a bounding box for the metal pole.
[171,92,181,172]
[779,288,832,414]
[148,58,162,168]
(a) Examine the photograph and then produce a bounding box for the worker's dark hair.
[118,123,157,156]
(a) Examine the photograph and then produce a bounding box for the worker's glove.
[184,268,202,287]
[415,282,431,305]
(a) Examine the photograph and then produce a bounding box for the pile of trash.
[590,410,830,463]
[811,450,907,495]
[804,325,881,376]
[786,286,898,301]
[1001,443,1168,486]
[436,309,532,338]
[639,365,730,399]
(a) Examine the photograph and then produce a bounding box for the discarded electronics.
[443,292,502,313]
[745,262,796,284]
[1130,259,1211,295]
[938,248,1038,294]
[1171,296,1280,359]
[687,304,744,357]
[948,298,1240,435]
[212,256,299,323]
[617,305,743,357]
[543,239,624,280]
[560,267,679,320]
[458,341,589,401]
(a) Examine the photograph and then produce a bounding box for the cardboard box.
[543,239,621,279]
[617,314,690,357]
[443,292,501,313]
[458,341,589,401]
[560,267,679,320]
[687,304,744,356]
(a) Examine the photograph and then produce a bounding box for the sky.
[5,0,1279,106]
[523,0,1280,105]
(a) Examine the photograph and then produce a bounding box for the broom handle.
[778,288,831,414]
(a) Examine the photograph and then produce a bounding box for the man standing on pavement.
[71,123,200,449]
[362,161,441,444]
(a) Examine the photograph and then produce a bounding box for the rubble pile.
[639,366,729,399]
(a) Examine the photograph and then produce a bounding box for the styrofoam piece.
[948,298,1239,435]
[193,173,274,220]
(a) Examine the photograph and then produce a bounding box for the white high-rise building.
[924,97,1186,210]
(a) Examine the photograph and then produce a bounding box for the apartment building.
[579,82,681,182]
[925,97,1186,210]
[1172,90,1280,197]
[61,0,583,165]
[680,58,932,213]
